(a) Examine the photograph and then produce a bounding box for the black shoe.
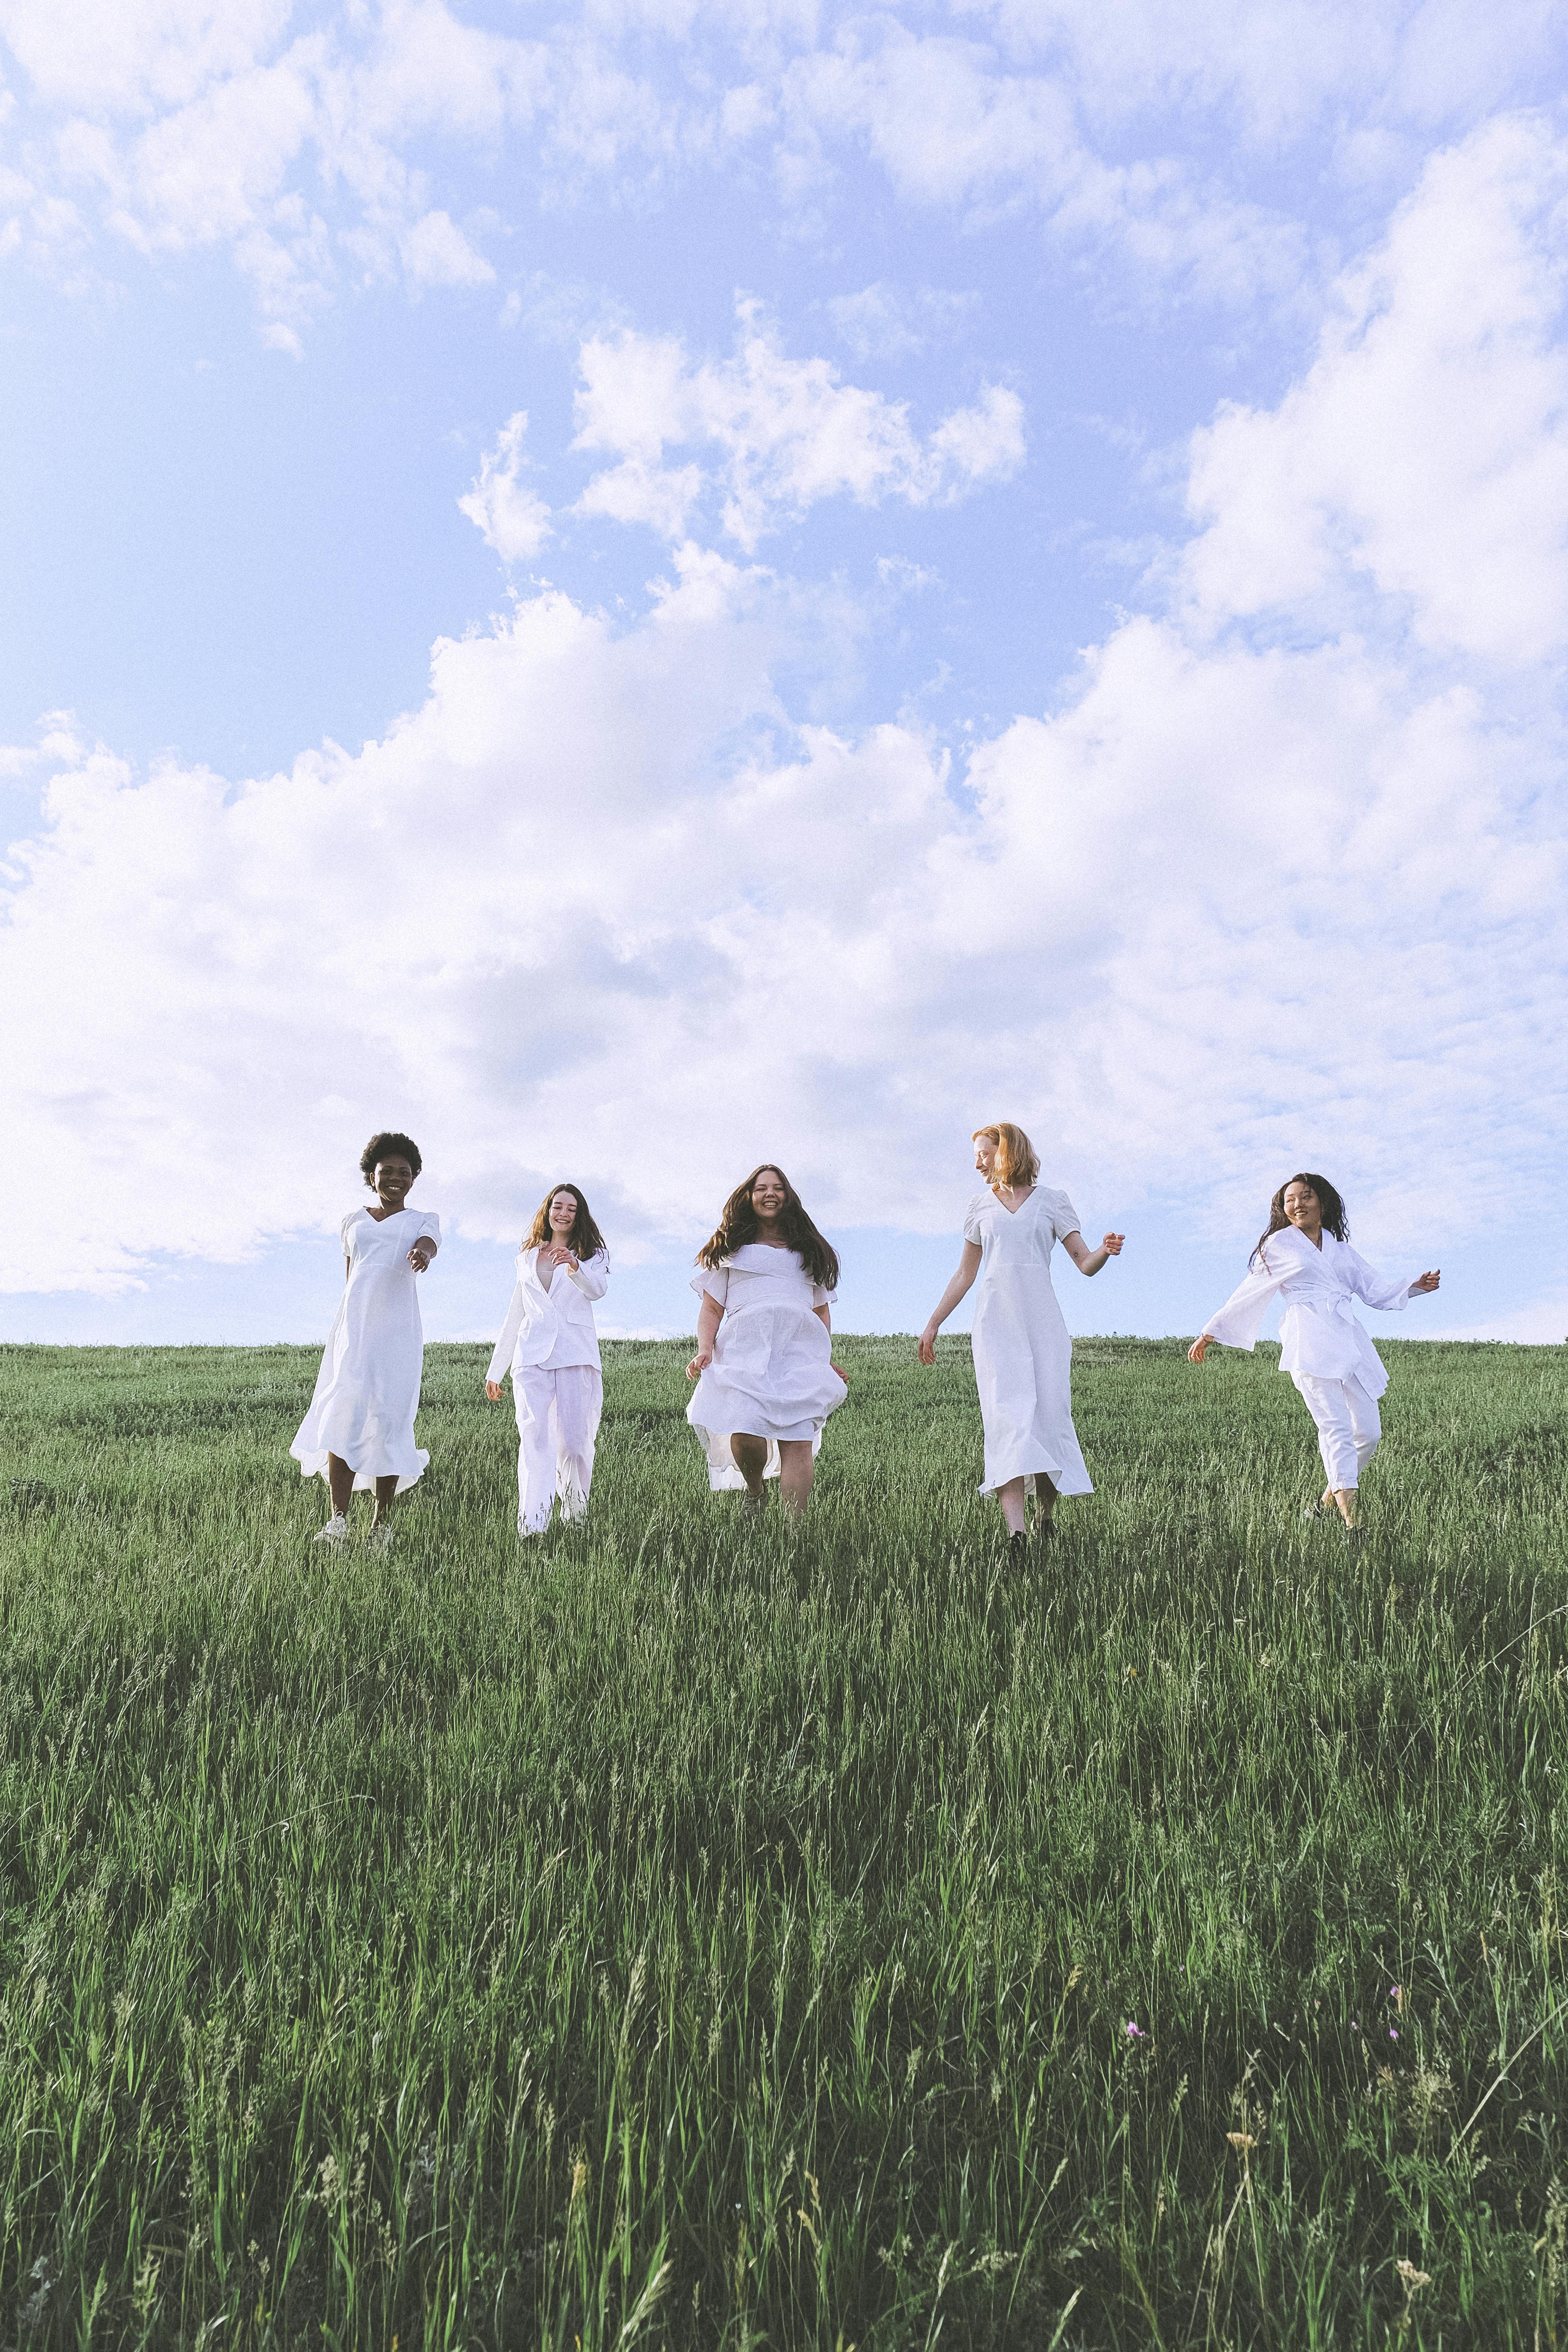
[1035,1515,1056,1543]
[1008,1530,1028,1551]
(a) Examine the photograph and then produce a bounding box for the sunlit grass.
[2,1335,1565,2347]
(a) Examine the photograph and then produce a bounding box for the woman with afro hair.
[1189,1171,1440,1536]
[685,1163,847,1515]
[291,1130,440,1549]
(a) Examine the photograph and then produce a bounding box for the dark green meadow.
[2,1335,1566,2349]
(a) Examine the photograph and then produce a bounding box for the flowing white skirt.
[687,1304,846,1489]
[291,1297,428,1492]
[971,1265,1092,1499]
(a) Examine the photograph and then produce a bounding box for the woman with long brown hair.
[484,1181,610,1538]
[1189,1171,1440,1536]
[685,1163,847,1515]
[918,1122,1123,1545]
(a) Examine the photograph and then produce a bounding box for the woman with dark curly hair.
[290,1131,440,1550]
[1189,1171,1440,1536]
[685,1163,847,1515]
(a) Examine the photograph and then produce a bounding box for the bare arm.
[686,1292,723,1378]
[813,1300,850,1380]
[1060,1228,1124,1277]
[917,1241,983,1365]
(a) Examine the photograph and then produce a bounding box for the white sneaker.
[367,1520,395,1553]
[313,1514,350,1546]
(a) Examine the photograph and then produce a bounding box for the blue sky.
[3,0,1566,1347]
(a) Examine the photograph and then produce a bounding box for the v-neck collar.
[992,1185,1036,1219]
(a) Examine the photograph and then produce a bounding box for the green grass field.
[2,1334,1565,2349]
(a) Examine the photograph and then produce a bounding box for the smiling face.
[750,1168,787,1224]
[972,1133,997,1178]
[548,1189,578,1240]
[1283,1180,1321,1232]
[373,1155,416,1205]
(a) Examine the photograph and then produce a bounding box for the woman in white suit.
[1189,1171,1440,1535]
[485,1182,610,1537]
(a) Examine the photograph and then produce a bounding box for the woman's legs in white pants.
[514,1365,603,1535]
[1293,1372,1381,1527]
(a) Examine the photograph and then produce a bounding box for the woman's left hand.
[408,1241,435,1272]
[831,1362,848,1384]
[1101,1232,1125,1256]
[1409,1269,1441,1293]
[543,1244,579,1270]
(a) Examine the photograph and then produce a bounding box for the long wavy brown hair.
[973,1122,1040,1192]
[696,1164,840,1291]
[1252,1172,1348,1270]
[524,1181,607,1263]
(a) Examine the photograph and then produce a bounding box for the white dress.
[486,1248,608,1534]
[291,1205,441,1492]
[686,1243,846,1490]
[964,1185,1092,1499]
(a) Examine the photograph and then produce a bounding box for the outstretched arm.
[917,1242,983,1365]
[1188,1251,1293,1364]
[1060,1229,1124,1277]
[686,1293,723,1379]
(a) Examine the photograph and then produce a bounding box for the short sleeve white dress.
[686,1243,846,1490]
[964,1185,1092,1499]
[290,1205,441,1493]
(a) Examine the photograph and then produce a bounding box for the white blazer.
[1204,1226,1412,1395]
[487,1247,609,1381]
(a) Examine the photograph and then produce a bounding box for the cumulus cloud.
[458,410,553,562]
[571,305,1025,548]
[1182,112,1568,668]
[3,114,1565,1297]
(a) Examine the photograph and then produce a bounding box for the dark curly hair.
[524,1181,607,1263]
[1253,1171,1347,1269]
[696,1164,839,1292]
[360,1131,423,1188]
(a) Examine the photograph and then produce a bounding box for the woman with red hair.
[918,1123,1123,1545]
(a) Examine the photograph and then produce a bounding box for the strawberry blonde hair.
[973,1123,1040,1192]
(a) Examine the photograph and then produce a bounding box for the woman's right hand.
[1187,1335,1213,1363]
[916,1325,938,1366]
[686,1350,712,1380]
[485,1379,503,1401]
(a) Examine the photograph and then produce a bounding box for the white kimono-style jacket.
[1203,1226,1412,1398]
[486,1247,609,1383]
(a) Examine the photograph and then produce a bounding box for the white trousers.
[1292,1370,1381,1492]
[513,1364,603,1535]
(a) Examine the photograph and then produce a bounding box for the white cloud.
[458,410,553,562]
[400,206,492,287]
[825,280,981,362]
[3,116,1564,1305]
[1182,113,1568,667]
[5,0,1559,339]
[572,305,1024,548]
